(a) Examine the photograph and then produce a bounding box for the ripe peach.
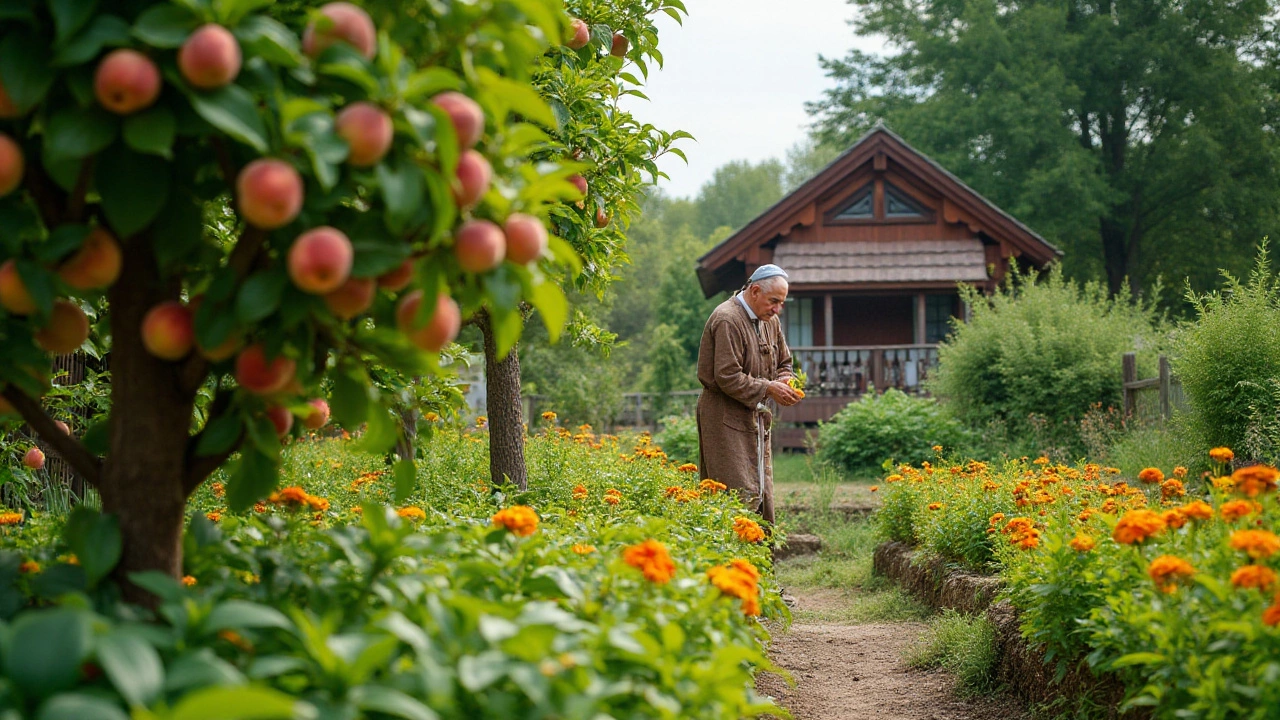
[265,405,294,438]
[610,33,629,58]
[0,79,20,118]
[303,2,377,59]
[0,133,23,197]
[323,276,376,319]
[288,226,353,294]
[22,447,44,470]
[453,219,505,273]
[34,299,90,354]
[504,213,547,265]
[235,344,297,395]
[94,49,161,115]
[58,228,122,291]
[595,207,611,228]
[236,158,304,230]
[302,398,330,430]
[0,259,35,315]
[178,24,242,90]
[566,18,591,49]
[141,301,195,361]
[396,290,461,352]
[336,102,394,167]
[568,174,587,197]
[54,420,70,434]
[453,149,491,208]
[376,258,414,290]
[431,92,484,149]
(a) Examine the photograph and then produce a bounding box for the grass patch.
[902,609,997,695]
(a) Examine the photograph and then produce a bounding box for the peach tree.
[0,0,581,593]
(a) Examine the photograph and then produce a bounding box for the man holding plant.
[695,264,802,528]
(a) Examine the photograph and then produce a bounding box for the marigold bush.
[874,448,1280,715]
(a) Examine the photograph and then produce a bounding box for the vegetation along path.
[757,463,1026,720]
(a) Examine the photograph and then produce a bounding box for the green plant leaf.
[204,600,293,633]
[96,630,164,708]
[96,144,171,237]
[0,31,56,111]
[132,4,197,48]
[123,106,176,159]
[331,368,370,429]
[79,511,122,587]
[196,412,244,457]
[354,404,398,455]
[212,0,274,26]
[188,84,269,153]
[529,281,567,343]
[35,225,90,263]
[3,608,92,699]
[50,0,97,46]
[236,270,288,323]
[234,16,301,67]
[45,107,118,160]
[36,693,128,720]
[377,158,425,233]
[225,447,280,513]
[53,14,132,67]
[393,458,415,503]
[164,650,246,693]
[1110,652,1167,668]
[349,686,439,720]
[168,686,316,720]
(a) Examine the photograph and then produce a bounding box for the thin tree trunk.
[477,312,527,491]
[395,405,416,461]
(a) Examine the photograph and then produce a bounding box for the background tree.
[808,0,1280,299]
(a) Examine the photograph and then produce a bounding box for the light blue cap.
[748,264,789,283]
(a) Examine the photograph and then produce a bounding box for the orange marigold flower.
[1160,479,1186,500]
[1014,528,1041,549]
[1229,529,1280,559]
[927,502,944,511]
[475,416,487,427]
[1161,508,1188,530]
[604,495,621,506]
[733,516,766,543]
[1181,500,1214,521]
[211,481,225,497]
[18,560,40,574]
[932,445,944,453]
[1221,499,1260,521]
[742,595,761,616]
[1033,456,1050,465]
[1113,509,1166,545]
[182,575,197,586]
[623,539,676,584]
[205,511,222,523]
[664,486,683,498]
[571,543,595,555]
[1231,465,1279,497]
[1003,517,1034,535]
[1231,565,1278,591]
[269,486,310,507]
[572,484,588,500]
[1069,533,1096,552]
[1209,447,1234,464]
[0,512,24,525]
[677,463,698,473]
[869,485,879,492]
[1263,602,1280,626]
[604,488,622,497]
[699,479,727,493]
[541,411,557,421]
[253,502,267,513]
[397,506,426,521]
[1147,555,1195,593]
[885,474,903,483]
[306,495,330,512]
[1137,467,1165,484]
[492,505,539,536]
[1173,466,1188,478]
[707,564,758,601]
[989,513,1006,526]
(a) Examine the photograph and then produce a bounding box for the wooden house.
[695,125,1062,449]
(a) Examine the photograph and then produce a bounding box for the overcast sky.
[621,0,886,199]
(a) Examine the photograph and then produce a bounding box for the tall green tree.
[809,0,1280,297]
[691,158,785,237]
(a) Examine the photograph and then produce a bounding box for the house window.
[786,297,813,347]
[925,294,953,343]
[833,185,873,220]
[885,184,926,218]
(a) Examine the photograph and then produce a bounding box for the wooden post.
[1122,352,1137,419]
[824,294,834,347]
[635,393,643,428]
[914,294,926,345]
[1158,354,1171,422]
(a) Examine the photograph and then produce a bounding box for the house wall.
[832,296,914,345]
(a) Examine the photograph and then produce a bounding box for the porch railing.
[790,344,939,397]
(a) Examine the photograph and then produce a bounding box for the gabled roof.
[696,124,1062,297]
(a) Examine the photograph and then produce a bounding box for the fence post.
[1158,354,1171,422]
[1122,352,1137,419]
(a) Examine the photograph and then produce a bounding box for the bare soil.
[756,587,1027,720]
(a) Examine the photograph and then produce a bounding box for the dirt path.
[756,589,1025,720]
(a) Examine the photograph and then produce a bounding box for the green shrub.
[1174,242,1280,462]
[816,389,969,475]
[930,266,1161,454]
[655,414,700,465]
[903,609,998,695]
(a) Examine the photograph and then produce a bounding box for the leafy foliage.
[654,413,698,465]
[903,609,997,695]
[816,389,970,476]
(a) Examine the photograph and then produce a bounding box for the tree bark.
[395,405,417,461]
[477,312,527,491]
[101,235,198,603]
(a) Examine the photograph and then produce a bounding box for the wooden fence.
[1122,353,1187,425]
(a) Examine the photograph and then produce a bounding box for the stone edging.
[872,541,1140,718]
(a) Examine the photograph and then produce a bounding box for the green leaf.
[377,158,425,233]
[349,240,411,277]
[78,511,122,587]
[196,412,244,457]
[35,225,90,263]
[50,0,97,46]
[236,270,287,323]
[354,404,398,455]
[81,419,110,455]
[151,192,206,271]
[97,630,164,708]
[349,686,438,720]
[1110,652,1167,668]
[212,0,274,26]
[225,446,279,513]
[4,608,92,699]
[132,4,197,48]
[168,686,316,720]
[123,106,176,159]
[529,282,567,343]
[96,145,171,237]
[188,85,269,153]
[14,259,54,315]
[53,14,132,67]
[126,571,184,604]
[234,16,301,67]
[316,45,378,95]
[36,693,128,720]
[393,458,415,503]
[204,600,293,634]
[404,67,460,100]
[0,31,56,111]
[46,107,119,160]
[330,368,370,429]
[457,651,508,692]
[164,650,246,693]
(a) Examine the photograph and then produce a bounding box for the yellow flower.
[571,543,595,555]
[1068,534,1096,552]
[1230,565,1278,591]
[210,481,225,497]
[1147,555,1195,593]
[1229,529,1280,559]
[1209,447,1234,464]
[1033,456,1049,465]
[0,512,23,526]
[932,445,944,453]
[1160,479,1185,500]
[677,463,698,473]
[603,495,621,506]
[572,484,588,500]
[541,411,557,421]
[1112,509,1166,545]
[733,516,766,543]
[205,511,222,523]
[475,416,487,427]
[18,560,40,574]
[397,506,426,521]
[1221,499,1261,522]
[424,412,440,422]
[182,575,197,586]
[623,540,677,584]
[492,505,539,536]
[989,513,1006,526]
[1172,466,1188,478]
[698,479,726,493]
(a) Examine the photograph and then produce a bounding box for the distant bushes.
[816,389,970,475]
[655,414,700,465]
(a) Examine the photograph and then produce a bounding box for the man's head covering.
[747,264,788,284]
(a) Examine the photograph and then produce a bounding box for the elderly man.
[695,264,802,527]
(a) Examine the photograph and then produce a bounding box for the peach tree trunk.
[478,312,527,491]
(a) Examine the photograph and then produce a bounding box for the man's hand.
[766,380,802,407]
